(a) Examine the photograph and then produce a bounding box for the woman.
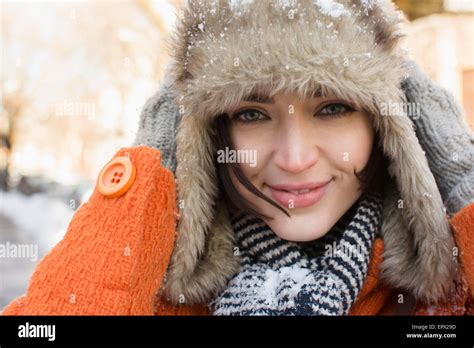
[3,0,473,315]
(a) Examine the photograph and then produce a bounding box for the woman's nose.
[273,116,319,174]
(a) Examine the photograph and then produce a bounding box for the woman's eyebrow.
[242,94,276,104]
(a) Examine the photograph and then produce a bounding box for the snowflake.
[229,0,254,11]
[314,0,349,18]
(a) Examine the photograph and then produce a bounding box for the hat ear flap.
[162,113,240,305]
[377,107,456,303]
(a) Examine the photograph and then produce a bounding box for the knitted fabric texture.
[210,192,383,316]
[402,60,474,215]
[133,84,182,174]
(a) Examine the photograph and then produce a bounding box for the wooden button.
[97,156,136,198]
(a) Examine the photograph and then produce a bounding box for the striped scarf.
[210,192,383,315]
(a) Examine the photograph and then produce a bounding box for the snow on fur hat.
[143,0,456,305]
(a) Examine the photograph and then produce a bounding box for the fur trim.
[158,0,455,305]
[380,180,455,304]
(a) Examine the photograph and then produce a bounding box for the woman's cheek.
[230,127,273,179]
[327,121,374,175]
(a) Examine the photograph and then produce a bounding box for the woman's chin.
[266,215,332,242]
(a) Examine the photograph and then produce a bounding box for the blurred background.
[0,0,473,309]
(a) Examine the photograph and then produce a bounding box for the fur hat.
[140,0,456,305]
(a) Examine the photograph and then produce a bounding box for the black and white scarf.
[210,192,383,315]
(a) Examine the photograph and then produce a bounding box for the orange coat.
[2,146,473,316]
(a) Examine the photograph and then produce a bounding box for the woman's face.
[227,91,375,242]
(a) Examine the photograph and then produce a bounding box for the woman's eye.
[232,109,267,123]
[317,103,353,117]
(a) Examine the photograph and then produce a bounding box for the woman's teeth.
[285,188,313,195]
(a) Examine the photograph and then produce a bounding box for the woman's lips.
[268,179,332,209]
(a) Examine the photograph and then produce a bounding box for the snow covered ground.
[0,191,77,310]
